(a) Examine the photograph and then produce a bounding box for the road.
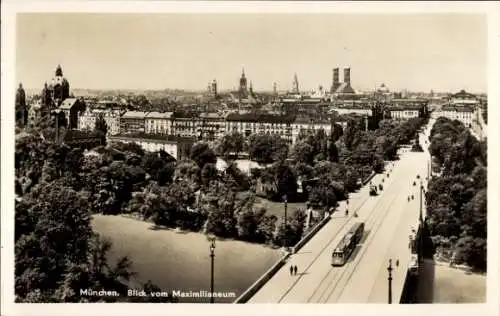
[248,125,432,303]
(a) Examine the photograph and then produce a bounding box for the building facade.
[198,112,226,141]
[59,98,86,129]
[172,111,199,138]
[450,90,479,106]
[291,117,332,144]
[78,108,123,135]
[435,105,475,127]
[108,135,195,160]
[225,113,295,143]
[120,111,147,134]
[145,112,173,135]
[388,107,420,120]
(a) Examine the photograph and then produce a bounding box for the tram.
[331,222,365,266]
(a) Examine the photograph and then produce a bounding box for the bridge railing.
[233,251,291,303]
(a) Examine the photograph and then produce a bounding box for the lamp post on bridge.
[208,235,216,303]
[283,194,288,228]
[387,259,393,304]
[419,181,424,264]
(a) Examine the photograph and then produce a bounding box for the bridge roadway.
[248,129,431,303]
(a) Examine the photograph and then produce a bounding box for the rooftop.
[59,98,79,110]
[226,113,296,124]
[441,105,475,112]
[146,111,173,119]
[110,133,197,143]
[333,83,356,94]
[122,111,148,119]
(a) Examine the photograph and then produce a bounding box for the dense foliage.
[14,114,427,302]
[426,117,487,271]
[14,134,174,302]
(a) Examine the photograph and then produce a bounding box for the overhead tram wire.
[305,167,402,303]
[276,159,401,303]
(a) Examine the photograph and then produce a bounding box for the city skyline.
[17,13,487,93]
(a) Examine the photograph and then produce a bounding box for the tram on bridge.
[331,222,365,266]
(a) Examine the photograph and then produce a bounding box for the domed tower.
[41,82,53,116]
[15,83,27,126]
[16,83,26,108]
[52,64,70,106]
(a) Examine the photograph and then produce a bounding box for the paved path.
[249,124,433,304]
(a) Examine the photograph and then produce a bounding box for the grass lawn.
[92,214,281,303]
[413,259,486,303]
[254,197,307,223]
[432,263,486,303]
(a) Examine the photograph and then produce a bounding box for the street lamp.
[208,236,216,304]
[283,194,288,228]
[428,159,431,180]
[387,259,393,304]
[419,181,424,223]
[419,181,424,264]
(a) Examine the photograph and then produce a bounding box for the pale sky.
[16,13,487,93]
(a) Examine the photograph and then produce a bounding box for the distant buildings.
[108,134,195,160]
[386,99,429,120]
[433,105,475,128]
[432,89,484,131]
[225,112,295,143]
[450,90,479,106]
[26,63,488,157]
[145,112,173,135]
[330,67,356,98]
[120,111,148,134]
[59,98,85,129]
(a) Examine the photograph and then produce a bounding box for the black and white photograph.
[1,2,498,316]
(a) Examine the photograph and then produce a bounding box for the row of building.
[79,109,334,144]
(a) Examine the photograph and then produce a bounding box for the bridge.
[236,122,433,304]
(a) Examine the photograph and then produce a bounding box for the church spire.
[55,64,63,77]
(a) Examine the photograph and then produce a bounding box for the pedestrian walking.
[293,265,298,275]
[396,259,399,267]
[290,265,293,276]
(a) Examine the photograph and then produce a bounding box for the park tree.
[248,134,288,164]
[216,132,244,158]
[222,162,250,191]
[201,163,219,187]
[174,160,201,184]
[94,114,108,146]
[190,142,217,169]
[291,141,315,165]
[15,181,92,300]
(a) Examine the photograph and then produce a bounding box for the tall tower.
[211,79,217,98]
[249,81,253,95]
[16,83,27,127]
[331,68,340,93]
[207,81,213,94]
[343,67,351,85]
[292,73,299,94]
[239,68,248,94]
[52,64,70,107]
[273,82,277,95]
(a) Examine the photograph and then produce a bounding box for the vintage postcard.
[1,1,498,316]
